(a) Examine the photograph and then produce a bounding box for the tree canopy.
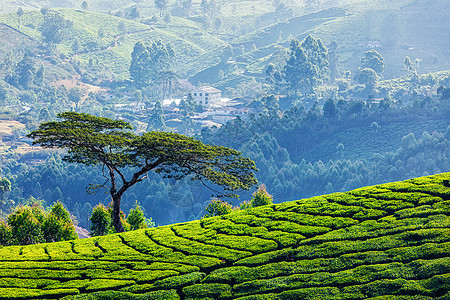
[130,40,174,88]
[357,67,378,90]
[283,35,329,96]
[155,0,169,17]
[361,50,385,75]
[39,11,73,45]
[28,112,258,232]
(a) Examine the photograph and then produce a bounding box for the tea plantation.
[1,173,449,299]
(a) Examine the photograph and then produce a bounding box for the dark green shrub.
[42,202,77,242]
[204,199,233,217]
[90,204,113,237]
[250,185,273,207]
[0,221,12,246]
[7,205,44,245]
[127,202,154,230]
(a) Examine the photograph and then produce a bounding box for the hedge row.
[0,173,447,299]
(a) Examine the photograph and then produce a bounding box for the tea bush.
[0,173,448,299]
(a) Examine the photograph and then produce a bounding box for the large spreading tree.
[28,112,258,232]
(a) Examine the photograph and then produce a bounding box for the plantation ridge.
[0,173,449,299]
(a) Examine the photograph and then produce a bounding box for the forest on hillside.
[0,0,448,230]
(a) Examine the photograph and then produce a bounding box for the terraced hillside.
[233,0,450,80]
[0,9,224,78]
[1,173,450,299]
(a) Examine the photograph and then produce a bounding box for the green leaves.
[3,202,77,246]
[28,112,135,167]
[130,40,174,87]
[133,131,257,196]
[28,112,257,232]
[283,35,329,95]
[90,204,113,237]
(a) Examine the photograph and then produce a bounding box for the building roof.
[193,86,221,94]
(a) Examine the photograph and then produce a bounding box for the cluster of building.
[112,85,255,130]
[128,86,255,129]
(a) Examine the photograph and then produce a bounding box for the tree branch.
[116,158,163,199]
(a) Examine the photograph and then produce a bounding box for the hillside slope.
[0,9,224,79]
[233,0,450,80]
[0,173,449,299]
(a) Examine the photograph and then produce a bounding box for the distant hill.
[0,8,224,79]
[299,119,450,163]
[230,0,450,81]
[1,0,448,89]
[0,172,449,299]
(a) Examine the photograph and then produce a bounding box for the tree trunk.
[112,194,125,232]
[108,166,125,233]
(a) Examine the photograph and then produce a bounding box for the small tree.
[130,40,174,88]
[181,0,193,17]
[155,0,169,17]
[0,221,12,246]
[361,50,385,75]
[8,205,45,245]
[204,199,233,217]
[0,177,11,200]
[90,204,112,236]
[81,1,88,10]
[250,184,273,207]
[283,36,329,96]
[357,68,378,91]
[323,98,338,119]
[147,101,166,131]
[68,87,84,110]
[29,112,257,232]
[16,7,24,29]
[40,11,73,46]
[42,202,77,242]
[129,6,140,19]
[127,202,153,230]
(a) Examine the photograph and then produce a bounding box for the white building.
[192,86,222,108]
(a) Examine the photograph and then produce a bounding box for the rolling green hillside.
[299,119,450,163]
[0,9,224,79]
[235,0,450,80]
[0,172,449,299]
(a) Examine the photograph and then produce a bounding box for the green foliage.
[7,205,44,245]
[3,202,77,246]
[42,202,78,243]
[0,221,12,246]
[6,53,37,88]
[0,177,11,200]
[204,199,233,217]
[66,289,180,299]
[40,10,74,45]
[28,112,257,233]
[250,184,273,207]
[361,49,385,75]
[283,35,329,95]
[127,202,153,231]
[358,67,379,90]
[0,173,448,299]
[146,101,166,131]
[182,283,232,299]
[155,0,169,17]
[90,204,113,237]
[129,40,174,88]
